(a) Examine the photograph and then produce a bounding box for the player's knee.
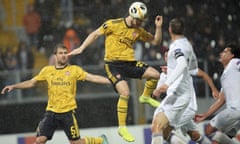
[115,81,130,96]
[188,131,201,141]
[211,131,232,144]
[152,72,160,79]
[151,70,160,79]
[151,122,158,133]
[151,122,163,133]
[35,136,47,144]
[151,120,165,133]
[143,67,160,79]
[117,90,130,96]
[205,123,215,136]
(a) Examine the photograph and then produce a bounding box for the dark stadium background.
[0,0,239,134]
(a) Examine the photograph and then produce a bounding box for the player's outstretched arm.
[197,68,219,99]
[195,92,225,123]
[68,28,102,56]
[1,79,37,94]
[85,73,111,84]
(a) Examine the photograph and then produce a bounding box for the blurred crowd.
[0,0,240,95]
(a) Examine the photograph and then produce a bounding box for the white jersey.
[210,58,240,136]
[154,37,198,128]
[220,58,240,109]
[166,37,197,105]
[156,72,167,88]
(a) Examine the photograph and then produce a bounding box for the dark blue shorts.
[104,60,149,86]
[36,110,80,140]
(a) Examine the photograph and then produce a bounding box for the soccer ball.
[129,2,147,20]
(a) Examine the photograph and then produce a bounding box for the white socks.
[170,134,186,144]
[211,131,235,144]
[151,133,163,144]
[196,135,211,144]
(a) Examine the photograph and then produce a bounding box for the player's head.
[227,43,240,58]
[219,43,240,65]
[169,18,185,35]
[53,43,69,66]
[129,2,147,20]
[128,2,147,27]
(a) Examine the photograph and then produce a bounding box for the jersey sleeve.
[165,45,188,85]
[76,66,88,81]
[188,52,198,70]
[138,28,153,42]
[156,73,167,88]
[189,68,198,76]
[165,56,187,85]
[33,66,48,81]
[98,19,113,35]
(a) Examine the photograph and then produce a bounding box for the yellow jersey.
[98,18,153,61]
[33,65,87,113]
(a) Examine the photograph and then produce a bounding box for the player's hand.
[155,16,163,28]
[67,47,83,56]
[212,90,220,99]
[194,114,206,123]
[153,88,161,98]
[158,83,168,93]
[1,86,13,94]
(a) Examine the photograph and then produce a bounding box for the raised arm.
[1,78,37,94]
[197,68,219,99]
[68,28,103,56]
[195,91,225,123]
[149,16,163,46]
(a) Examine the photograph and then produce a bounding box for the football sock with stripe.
[151,133,163,144]
[142,79,158,97]
[83,136,103,144]
[117,95,129,126]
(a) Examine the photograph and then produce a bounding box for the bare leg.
[151,112,169,144]
[34,136,47,144]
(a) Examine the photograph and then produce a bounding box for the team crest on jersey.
[102,23,108,29]
[65,71,70,76]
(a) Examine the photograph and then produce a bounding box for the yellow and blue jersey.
[34,65,87,113]
[98,18,153,61]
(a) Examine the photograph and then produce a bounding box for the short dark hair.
[53,43,68,54]
[169,18,185,35]
[226,43,240,58]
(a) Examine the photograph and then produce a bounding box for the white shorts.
[153,93,190,129]
[210,107,240,137]
[179,108,198,135]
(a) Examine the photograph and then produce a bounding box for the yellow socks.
[139,79,160,107]
[83,136,103,144]
[117,95,129,126]
[142,79,158,97]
